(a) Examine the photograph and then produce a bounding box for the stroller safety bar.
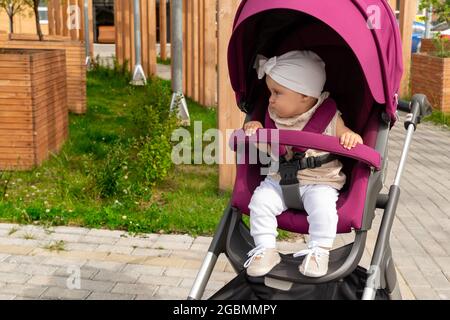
[362,94,432,300]
[229,129,381,170]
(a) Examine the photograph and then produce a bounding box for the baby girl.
[243,50,363,278]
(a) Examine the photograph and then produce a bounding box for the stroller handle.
[229,129,381,170]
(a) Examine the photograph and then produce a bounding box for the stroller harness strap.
[264,97,338,155]
[264,98,339,211]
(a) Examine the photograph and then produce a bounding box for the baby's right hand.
[244,121,263,136]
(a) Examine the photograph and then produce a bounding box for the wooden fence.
[47,0,94,58]
[182,0,217,107]
[114,0,157,76]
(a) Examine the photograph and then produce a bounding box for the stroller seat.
[226,104,383,284]
[232,104,382,235]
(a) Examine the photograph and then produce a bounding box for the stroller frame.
[188,95,431,300]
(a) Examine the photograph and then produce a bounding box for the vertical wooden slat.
[123,0,131,70]
[141,0,149,76]
[62,1,69,36]
[148,0,157,76]
[115,0,122,65]
[54,0,62,35]
[192,0,199,102]
[399,0,416,98]
[130,0,136,72]
[88,0,94,59]
[185,0,192,98]
[387,0,397,12]
[218,0,244,191]
[198,0,205,105]
[160,0,167,60]
[113,0,118,46]
[204,0,217,107]
[78,0,85,41]
[69,0,78,40]
[48,0,55,36]
[182,0,187,94]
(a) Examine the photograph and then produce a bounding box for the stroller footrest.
[247,243,354,285]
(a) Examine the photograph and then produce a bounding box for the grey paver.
[93,270,140,283]
[111,283,157,296]
[0,283,48,298]
[41,287,91,300]
[87,292,136,300]
[121,264,164,276]
[409,286,440,300]
[83,260,125,272]
[0,272,31,284]
[153,285,190,299]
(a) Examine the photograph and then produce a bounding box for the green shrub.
[93,144,130,199]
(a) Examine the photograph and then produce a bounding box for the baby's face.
[266,76,318,118]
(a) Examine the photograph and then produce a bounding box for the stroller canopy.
[228,0,403,123]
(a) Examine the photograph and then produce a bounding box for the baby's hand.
[244,121,263,136]
[340,131,363,150]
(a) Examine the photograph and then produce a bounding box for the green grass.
[0,67,231,237]
[423,111,450,128]
[0,67,296,240]
[157,56,171,65]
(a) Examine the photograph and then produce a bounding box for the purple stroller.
[189,0,431,300]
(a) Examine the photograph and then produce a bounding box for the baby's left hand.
[340,131,363,150]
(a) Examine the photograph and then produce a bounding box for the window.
[38,6,48,24]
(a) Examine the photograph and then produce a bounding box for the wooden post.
[399,0,416,98]
[62,1,69,36]
[192,0,199,102]
[186,0,193,98]
[69,0,79,40]
[130,0,136,72]
[198,0,204,105]
[218,0,244,191]
[204,0,217,107]
[182,0,187,94]
[123,0,131,70]
[54,0,62,35]
[48,0,55,35]
[387,0,397,12]
[115,0,122,64]
[88,0,94,60]
[78,0,85,41]
[141,0,149,76]
[160,0,167,60]
[146,0,157,76]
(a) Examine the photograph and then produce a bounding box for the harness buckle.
[307,156,321,169]
[279,158,300,186]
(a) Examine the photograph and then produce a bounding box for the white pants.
[248,177,339,249]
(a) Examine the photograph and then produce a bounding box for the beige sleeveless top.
[266,92,346,190]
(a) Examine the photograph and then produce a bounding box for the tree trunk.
[8,14,14,34]
[33,1,43,41]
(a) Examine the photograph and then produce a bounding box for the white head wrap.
[254,50,326,99]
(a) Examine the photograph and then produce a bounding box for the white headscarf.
[254,50,326,99]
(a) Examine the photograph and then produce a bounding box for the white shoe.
[294,242,330,278]
[244,246,281,277]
